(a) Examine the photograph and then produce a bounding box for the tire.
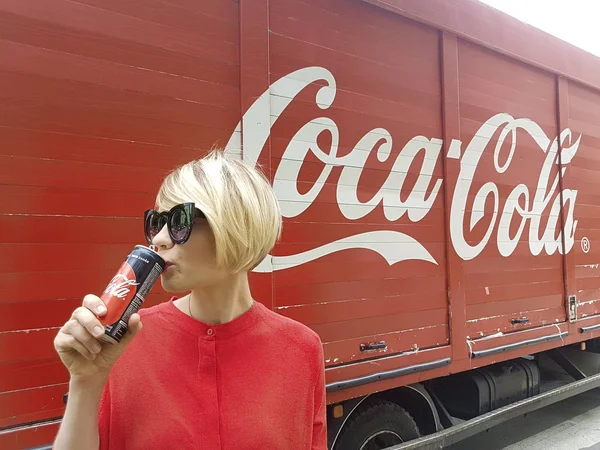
[334,399,421,450]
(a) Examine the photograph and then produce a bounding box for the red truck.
[2,0,600,449]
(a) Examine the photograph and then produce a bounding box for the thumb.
[120,313,143,346]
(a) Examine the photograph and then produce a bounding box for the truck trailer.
[2,0,600,449]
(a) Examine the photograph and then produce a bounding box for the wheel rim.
[358,430,404,450]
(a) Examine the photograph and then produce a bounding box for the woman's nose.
[152,224,174,249]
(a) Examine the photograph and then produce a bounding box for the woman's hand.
[54,294,142,385]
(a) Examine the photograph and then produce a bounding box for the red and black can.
[98,245,165,344]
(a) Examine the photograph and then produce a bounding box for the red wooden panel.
[0,299,81,333]
[0,358,68,393]
[455,38,566,337]
[269,102,441,149]
[276,289,446,326]
[0,101,233,147]
[464,254,561,274]
[0,127,206,169]
[0,155,165,193]
[0,26,238,90]
[0,269,128,303]
[270,47,440,113]
[458,40,555,101]
[465,267,560,288]
[267,0,445,370]
[0,420,60,450]
[0,383,67,428]
[567,82,600,316]
[326,346,455,404]
[0,293,168,332]
[364,0,600,91]
[578,301,600,318]
[323,325,448,365]
[273,256,444,286]
[0,39,239,103]
[465,281,564,307]
[0,1,239,65]
[0,185,155,217]
[467,306,566,337]
[274,170,445,208]
[0,296,167,362]
[0,71,239,124]
[310,308,447,343]
[0,216,141,244]
[0,243,138,273]
[275,276,446,307]
[326,345,451,385]
[275,202,446,227]
[280,221,445,246]
[270,60,440,119]
[466,292,563,319]
[270,153,443,195]
[468,323,568,353]
[0,328,60,363]
[459,72,556,113]
[270,0,440,73]
[72,0,240,35]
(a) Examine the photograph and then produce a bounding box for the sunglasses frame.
[144,202,205,245]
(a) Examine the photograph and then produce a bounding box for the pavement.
[447,388,600,450]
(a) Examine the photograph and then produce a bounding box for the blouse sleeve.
[98,380,111,450]
[311,335,327,450]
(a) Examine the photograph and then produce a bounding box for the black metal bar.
[580,323,600,333]
[547,349,587,381]
[383,370,600,450]
[510,318,529,325]
[471,332,568,359]
[326,358,451,393]
[360,342,387,351]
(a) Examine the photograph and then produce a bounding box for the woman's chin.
[159,276,186,293]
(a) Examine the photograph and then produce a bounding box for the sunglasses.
[144,202,205,245]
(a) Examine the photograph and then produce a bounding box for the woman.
[53,151,327,450]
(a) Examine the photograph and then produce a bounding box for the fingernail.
[94,326,104,337]
[96,305,106,315]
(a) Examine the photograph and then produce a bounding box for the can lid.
[134,245,165,264]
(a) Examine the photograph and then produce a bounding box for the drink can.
[98,245,165,344]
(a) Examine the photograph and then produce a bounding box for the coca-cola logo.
[100,261,140,326]
[104,273,139,299]
[225,67,581,272]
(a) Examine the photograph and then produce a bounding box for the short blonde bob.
[155,150,282,273]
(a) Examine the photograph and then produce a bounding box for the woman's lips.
[164,262,175,271]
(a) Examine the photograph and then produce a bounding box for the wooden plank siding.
[1,0,600,447]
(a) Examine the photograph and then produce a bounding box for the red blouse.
[98,298,327,449]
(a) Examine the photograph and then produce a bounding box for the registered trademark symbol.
[582,237,591,254]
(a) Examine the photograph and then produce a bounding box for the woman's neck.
[187,272,254,325]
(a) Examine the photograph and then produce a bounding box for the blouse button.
[207,328,214,336]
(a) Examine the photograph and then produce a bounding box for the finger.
[120,314,143,345]
[66,319,102,355]
[56,333,96,361]
[83,294,107,317]
[72,307,105,339]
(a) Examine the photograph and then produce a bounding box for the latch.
[568,295,577,323]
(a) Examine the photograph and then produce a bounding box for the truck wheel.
[334,399,421,450]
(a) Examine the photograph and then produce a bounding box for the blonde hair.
[155,150,282,273]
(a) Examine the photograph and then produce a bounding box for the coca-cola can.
[98,245,165,344]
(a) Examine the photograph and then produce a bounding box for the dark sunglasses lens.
[169,208,191,242]
[146,212,165,241]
